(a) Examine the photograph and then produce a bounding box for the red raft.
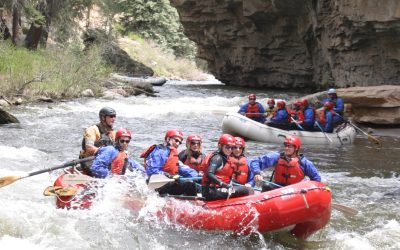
[49,175,331,239]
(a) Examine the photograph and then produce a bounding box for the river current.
[0,78,399,250]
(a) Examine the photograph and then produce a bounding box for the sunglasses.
[171,138,182,145]
[119,139,130,144]
[190,142,201,146]
[284,144,295,148]
[107,115,116,118]
[233,146,244,150]
[223,145,233,150]
[249,98,256,101]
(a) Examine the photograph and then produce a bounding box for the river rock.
[170,0,400,89]
[0,107,19,124]
[81,89,95,97]
[300,85,400,125]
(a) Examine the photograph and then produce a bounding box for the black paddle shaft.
[26,156,95,177]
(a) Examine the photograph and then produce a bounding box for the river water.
[0,79,399,250]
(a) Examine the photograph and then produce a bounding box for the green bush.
[0,41,112,100]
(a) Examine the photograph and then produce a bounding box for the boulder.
[0,107,19,124]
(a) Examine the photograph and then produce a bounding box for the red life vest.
[140,144,179,174]
[110,151,128,175]
[319,109,335,125]
[183,154,204,172]
[163,147,179,175]
[231,156,249,185]
[201,152,233,187]
[246,103,261,118]
[273,154,305,185]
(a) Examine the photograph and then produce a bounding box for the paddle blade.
[368,135,382,147]
[43,186,78,197]
[148,174,174,190]
[332,203,358,216]
[0,176,21,188]
[62,174,95,185]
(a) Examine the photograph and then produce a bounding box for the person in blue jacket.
[238,93,266,123]
[322,88,344,125]
[91,128,145,178]
[248,135,321,192]
[265,100,289,130]
[141,129,198,196]
[300,99,317,131]
[318,101,335,133]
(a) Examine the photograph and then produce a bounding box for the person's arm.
[300,157,321,182]
[83,126,100,155]
[91,146,116,178]
[145,146,169,176]
[205,155,225,185]
[238,104,248,114]
[324,112,333,132]
[334,98,344,114]
[178,164,199,178]
[127,157,145,173]
[248,152,280,181]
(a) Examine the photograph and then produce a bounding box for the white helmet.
[327,88,337,94]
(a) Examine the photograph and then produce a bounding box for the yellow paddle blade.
[0,176,21,188]
[43,186,79,197]
[332,203,358,216]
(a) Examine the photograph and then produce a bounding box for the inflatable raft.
[222,112,356,145]
[47,174,331,239]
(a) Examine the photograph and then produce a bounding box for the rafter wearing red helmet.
[317,101,336,133]
[238,93,266,123]
[178,134,205,173]
[91,128,144,178]
[249,135,321,192]
[265,100,290,130]
[201,134,253,201]
[141,129,199,196]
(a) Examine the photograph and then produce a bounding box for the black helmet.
[99,107,116,119]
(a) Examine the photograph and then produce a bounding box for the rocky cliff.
[170,0,400,89]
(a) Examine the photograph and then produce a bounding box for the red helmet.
[116,128,132,139]
[186,134,202,144]
[248,93,256,100]
[218,134,235,146]
[267,98,275,105]
[165,129,183,140]
[234,137,246,148]
[300,98,309,107]
[294,100,302,107]
[277,100,286,108]
[284,135,301,150]
[324,101,334,109]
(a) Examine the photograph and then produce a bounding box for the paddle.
[290,117,305,130]
[62,174,96,185]
[0,156,95,188]
[43,185,79,196]
[260,180,358,216]
[314,121,333,143]
[335,114,382,147]
[147,174,202,190]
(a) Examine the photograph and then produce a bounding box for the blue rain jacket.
[248,151,321,183]
[270,109,289,124]
[238,102,266,123]
[91,145,145,178]
[145,144,198,178]
[303,106,315,127]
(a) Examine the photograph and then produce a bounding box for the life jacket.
[285,108,292,122]
[81,123,114,151]
[201,152,233,187]
[109,151,129,175]
[231,156,249,185]
[265,107,276,117]
[246,103,261,118]
[140,144,179,174]
[182,153,204,172]
[273,153,305,185]
[319,109,335,125]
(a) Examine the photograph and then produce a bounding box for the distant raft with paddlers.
[222,112,356,145]
[110,73,167,86]
[46,172,331,240]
